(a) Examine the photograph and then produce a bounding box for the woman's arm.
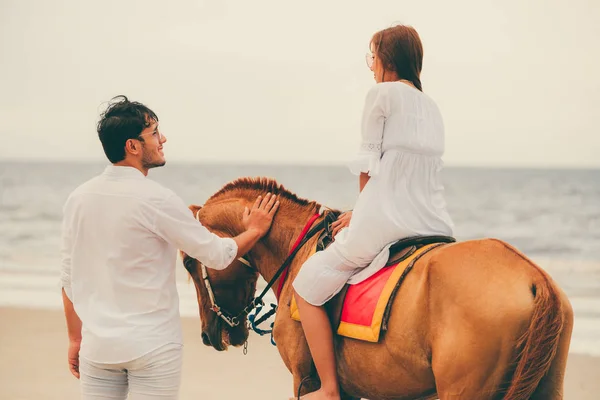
[359,172,370,192]
[348,85,388,179]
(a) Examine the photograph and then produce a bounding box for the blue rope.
[248,303,278,346]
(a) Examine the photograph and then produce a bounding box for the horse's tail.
[503,255,565,400]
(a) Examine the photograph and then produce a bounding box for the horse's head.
[182,178,324,350]
[182,204,260,351]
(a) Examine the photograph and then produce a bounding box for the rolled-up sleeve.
[60,204,73,301]
[348,84,389,177]
[153,193,238,270]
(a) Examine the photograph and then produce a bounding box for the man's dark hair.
[96,95,159,163]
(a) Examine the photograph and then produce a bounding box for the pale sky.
[1,0,599,168]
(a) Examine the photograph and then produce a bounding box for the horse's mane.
[206,177,319,209]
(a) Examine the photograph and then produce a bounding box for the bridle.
[198,255,253,328]
[187,207,337,328]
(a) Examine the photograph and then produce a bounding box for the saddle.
[290,233,456,342]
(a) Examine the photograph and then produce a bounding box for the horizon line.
[1,157,599,171]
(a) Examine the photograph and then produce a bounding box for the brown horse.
[181,177,574,400]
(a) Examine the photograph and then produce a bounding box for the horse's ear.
[189,204,202,220]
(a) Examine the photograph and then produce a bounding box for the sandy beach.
[0,307,598,400]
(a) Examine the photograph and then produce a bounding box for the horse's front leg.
[273,301,362,400]
[272,301,320,397]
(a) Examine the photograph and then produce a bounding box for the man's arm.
[231,228,263,259]
[60,209,82,378]
[155,192,279,270]
[62,288,82,379]
[61,289,82,343]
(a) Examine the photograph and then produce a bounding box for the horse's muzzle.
[203,320,228,352]
[201,331,211,346]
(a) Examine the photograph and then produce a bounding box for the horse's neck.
[203,189,320,291]
[251,206,319,286]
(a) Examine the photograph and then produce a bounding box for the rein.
[193,207,336,329]
[275,212,321,299]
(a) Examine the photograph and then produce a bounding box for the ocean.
[1,161,599,356]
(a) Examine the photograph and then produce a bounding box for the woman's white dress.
[292,81,454,306]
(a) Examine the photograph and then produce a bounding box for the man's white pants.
[79,343,183,399]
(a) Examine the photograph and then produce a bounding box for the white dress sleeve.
[348,84,389,177]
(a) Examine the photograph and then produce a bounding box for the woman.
[292,24,454,400]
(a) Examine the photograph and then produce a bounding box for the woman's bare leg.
[294,292,340,400]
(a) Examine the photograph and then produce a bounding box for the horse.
[180,177,573,400]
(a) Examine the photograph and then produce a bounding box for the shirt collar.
[103,165,146,179]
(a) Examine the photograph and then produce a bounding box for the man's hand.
[68,340,81,379]
[242,193,279,236]
[331,211,352,238]
[232,193,280,260]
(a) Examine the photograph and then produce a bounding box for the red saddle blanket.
[290,242,441,342]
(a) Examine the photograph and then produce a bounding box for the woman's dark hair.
[96,95,158,163]
[372,25,424,91]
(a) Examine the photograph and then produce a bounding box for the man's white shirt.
[60,165,237,363]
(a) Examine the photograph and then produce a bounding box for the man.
[60,95,279,399]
